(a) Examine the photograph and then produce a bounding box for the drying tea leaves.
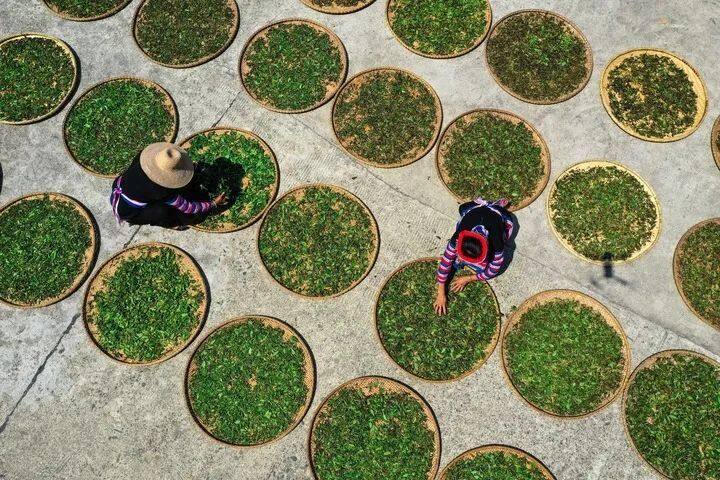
[625,352,720,479]
[504,298,626,416]
[87,245,205,363]
[64,78,176,176]
[549,165,658,262]
[258,185,378,297]
[134,0,237,67]
[187,317,311,446]
[376,259,499,380]
[439,111,546,206]
[302,0,375,14]
[0,195,92,306]
[333,69,441,166]
[606,53,699,139]
[444,449,550,480]
[242,21,346,112]
[486,11,590,103]
[312,380,437,480]
[44,0,130,19]
[0,35,76,123]
[388,0,490,57]
[676,221,720,329]
[184,129,277,232]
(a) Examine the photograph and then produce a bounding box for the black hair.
[461,236,483,258]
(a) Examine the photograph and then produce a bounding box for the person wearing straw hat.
[434,196,514,315]
[109,142,227,228]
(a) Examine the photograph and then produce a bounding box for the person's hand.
[433,289,447,316]
[450,275,476,293]
[213,192,228,207]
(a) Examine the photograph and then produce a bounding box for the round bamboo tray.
[240,19,349,113]
[179,127,280,233]
[436,109,551,211]
[621,349,720,480]
[439,444,555,480]
[257,183,380,299]
[332,67,443,168]
[0,33,79,125]
[485,10,593,105]
[83,242,208,366]
[546,160,662,265]
[133,0,239,69]
[185,315,315,448]
[43,0,133,21]
[672,217,720,331]
[308,375,441,480]
[63,76,178,178]
[374,257,501,383]
[501,289,631,419]
[300,0,375,14]
[0,193,98,308]
[386,0,492,59]
[600,48,707,142]
[711,115,720,170]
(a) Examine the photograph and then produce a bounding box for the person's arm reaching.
[434,242,457,315]
[165,195,214,215]
[477,250,504,281]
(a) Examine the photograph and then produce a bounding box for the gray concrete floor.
[1,0,719,479]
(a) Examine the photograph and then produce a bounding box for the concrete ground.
[1,0,719,478]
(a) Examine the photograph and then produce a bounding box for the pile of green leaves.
[445,450,549,480]
[258,186,376,297]
[0,196,91,305]
[64,79,175,176]
[486,12,589,102]
[389,0,489,57]
[243,22,344,112]
[0,36,75,123]
[376,260,499,380]
[677,221,720,328]
[625,352,720,479]
[334,70,439,166]
[44,0,128,19]
[505,299,626,416]
[607,53,698,139]
[305,0,371,10]
[550,165,658,262]
[188,318,309,445]
[135,0,236,67]
[441,112,545,204]
[89,246,204,363]
[312,382,436,479]
[186,130,277,231]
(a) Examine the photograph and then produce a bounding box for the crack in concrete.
[0,313,80,435]
[122,225,142,249]
[292,115,455,221]
[211,91,243,128]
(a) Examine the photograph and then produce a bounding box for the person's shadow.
[192,157,246,215]
[496,206,518,276]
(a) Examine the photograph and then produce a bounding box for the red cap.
[457,230,489,265]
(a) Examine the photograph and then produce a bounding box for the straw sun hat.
[140,142,195,189]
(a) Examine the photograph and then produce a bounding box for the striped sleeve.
[473,196,488,207]
[476,251,504,281]
[165,195,213,215]
[436,242,458,284]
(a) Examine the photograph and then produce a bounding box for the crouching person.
[434,197,514,315]
[110,143,227,228]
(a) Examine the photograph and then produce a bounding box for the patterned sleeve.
[165,195,213,215]
[436,242,458,284]
[476,251,505,281]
